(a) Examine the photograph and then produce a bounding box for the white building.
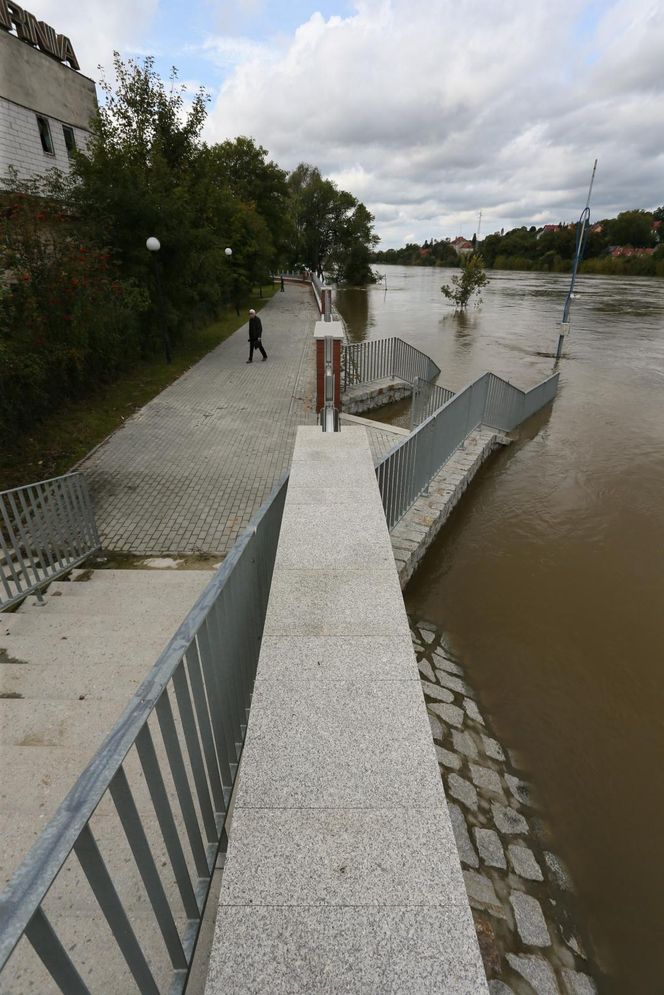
[0,4,97,183]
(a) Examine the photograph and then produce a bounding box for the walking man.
[247,308,267,363]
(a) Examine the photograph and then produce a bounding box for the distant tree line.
[0,54,377,436]
[372,208,664,278]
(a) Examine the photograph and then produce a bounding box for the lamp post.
[224,246,239,315]
[146,236,172,364]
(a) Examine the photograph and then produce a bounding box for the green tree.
[606,210,655,248]
[287,163,377,282]
[204,137,290,268]
[66,54,216,342]
[441,254,489,309]
[0,182,146,435]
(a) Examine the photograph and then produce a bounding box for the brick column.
[314,321,344,415]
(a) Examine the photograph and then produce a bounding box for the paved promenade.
[80,285,319,556]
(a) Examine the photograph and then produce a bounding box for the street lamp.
[146,236,172,364]
[224,246,239,315]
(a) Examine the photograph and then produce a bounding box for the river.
[335,265,664,994]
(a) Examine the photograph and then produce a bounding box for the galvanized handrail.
[0,472,101,610]
[377,371,559,528]
[410,378,456,429]
[342,338,441,391]
[0,474,288,994]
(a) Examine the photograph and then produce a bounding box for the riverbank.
[0,286,277,491]
[411,616,602,994]
[370,259,664,277]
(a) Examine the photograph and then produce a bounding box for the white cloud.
[205,0,664,246]
[30,0,159,77]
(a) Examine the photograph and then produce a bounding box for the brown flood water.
[336,266,664,993]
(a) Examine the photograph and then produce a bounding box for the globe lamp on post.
[225,246,239,315]
[146,236,172,364]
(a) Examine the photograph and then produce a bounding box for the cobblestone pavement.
[80,286,318,555]
[410,619,603,995]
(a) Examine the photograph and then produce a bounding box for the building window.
[36,116,54,155]
[62,126,76,156]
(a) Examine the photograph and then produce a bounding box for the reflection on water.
[336,266,664,994]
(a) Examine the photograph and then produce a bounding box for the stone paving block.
[470,764,504,797]
[462,871,506,919]
[430,702,465,728]
[474,828,506,870]
[205,906,489,995]
[420,680,454,704]
[492,804,529,835]
[257,634,418,682]
[506,953,560,994]
[463,698,485,724]
[452,729,479,759]
[447,803,479,869]
[481,735,506,762]
[221,808,466,908]
[236,679,442,809]
[448,774,479,811]
[505,773,535,807]
[275,506,392,569]
[435,745,461,770]
[544,851,574,892]
[428,712,445,740]
[508,844,544,882]
[417,658,436,682]
[434,656,465,677]
[419,625,437,644]
[434,670,473,697]
[263,568,407,637]
[287,459,377,499]
[509,893,550,947]
[561,968,597,994]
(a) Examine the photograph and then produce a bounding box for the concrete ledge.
[205,426,488,994]
[391,427,509,589]
[341,412,410,436]
[342,376,412,414]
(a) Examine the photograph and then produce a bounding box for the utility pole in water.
[555,159,598,362]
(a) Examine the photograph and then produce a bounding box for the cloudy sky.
[31,0,664,247]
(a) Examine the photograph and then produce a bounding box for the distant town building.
[536,224,561,239]
[0,4,97,183]
[608,246,655,258]
[450,236,474,256]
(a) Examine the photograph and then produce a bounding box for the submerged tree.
[441,254,489,309]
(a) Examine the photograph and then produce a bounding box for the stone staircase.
[0,568,214,993]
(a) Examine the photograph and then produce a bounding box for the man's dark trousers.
[249,340,267,361]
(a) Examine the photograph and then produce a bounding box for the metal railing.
[342,338,441,391]
[0,475,288,994]
[410,378,456,430]
[377,372,559,528]
[0,472,101,611]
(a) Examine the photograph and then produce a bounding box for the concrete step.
[0,658,161,700]
[0,571,223,924]
[68,567,215,586]
[1,609,193,643]
[17,571,211,613]
[0,699,133,748]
